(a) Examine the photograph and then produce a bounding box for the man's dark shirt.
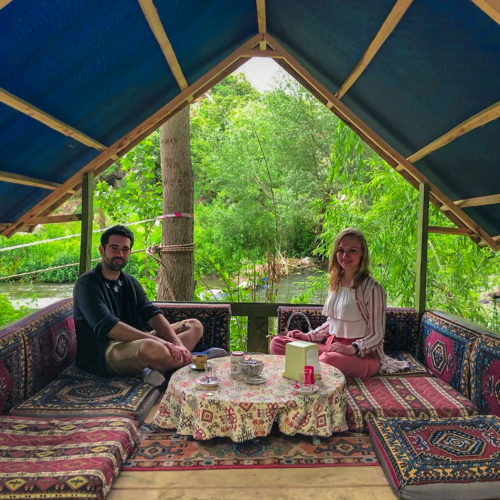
[73,263,161,376]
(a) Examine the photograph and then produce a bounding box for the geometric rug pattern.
[368,415,500,500]
[10,364,159,424]
[0,415,139,500]
[122,424,379,470]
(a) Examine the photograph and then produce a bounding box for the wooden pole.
[415,183,429,315]
[79,172,94,275]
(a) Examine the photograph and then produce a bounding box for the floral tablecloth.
[153,354,347,442]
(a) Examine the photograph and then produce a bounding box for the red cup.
[304,365,314,386]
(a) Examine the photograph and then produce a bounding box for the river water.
[0,270,328,309]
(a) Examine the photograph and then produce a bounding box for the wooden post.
[415,183,429,315]
[247,315,270,353]
[79,172,94,275]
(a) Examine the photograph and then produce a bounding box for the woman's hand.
[329,342,357,356]
[286,329,310,341]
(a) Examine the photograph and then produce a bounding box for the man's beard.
[105,257,127,272]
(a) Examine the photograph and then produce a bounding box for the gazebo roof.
[1,0,499,249]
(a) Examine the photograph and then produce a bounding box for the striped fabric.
[346,376,478,432]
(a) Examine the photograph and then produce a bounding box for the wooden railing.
[228,302,319,352]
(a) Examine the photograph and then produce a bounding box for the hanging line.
[0,213,194,253]
[0,248,147,281]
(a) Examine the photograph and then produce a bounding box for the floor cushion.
[9,364,159,424]
[0,415,139,500]
[0,328,26,414]
[368,415,500,500]
[470,334,500,416]
[346,376,477,432]
[421,311,479,398]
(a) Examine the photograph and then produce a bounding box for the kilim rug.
[122,424,378,470]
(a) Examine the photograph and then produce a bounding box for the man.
[73,225,203,385]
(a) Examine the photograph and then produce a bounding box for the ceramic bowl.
[239,358,264,378]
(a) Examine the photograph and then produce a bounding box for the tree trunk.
[157,106,194,301]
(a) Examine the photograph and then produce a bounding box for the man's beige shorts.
[105,320,188,375]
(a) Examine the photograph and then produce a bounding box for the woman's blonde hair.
[328,228,370,292]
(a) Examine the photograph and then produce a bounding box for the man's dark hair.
[100,225,134,248]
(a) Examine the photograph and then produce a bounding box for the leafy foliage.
[0,72,498,333]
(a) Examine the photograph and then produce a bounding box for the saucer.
[197,377,220,389]
[243,375,266,385]
[294,384,319,395]
[189,363,205,371]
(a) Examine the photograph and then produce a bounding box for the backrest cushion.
[153,302,231,352]
[469,333,500,416]
[421,311,480,398]
[277,306,419,354]
[17,298,76,398]
[0,328,26,413]
[384,308,419,355]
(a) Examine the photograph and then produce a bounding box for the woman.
[270,228,408,378]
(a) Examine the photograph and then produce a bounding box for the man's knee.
[139,338,169,363]
[185,318,203,340]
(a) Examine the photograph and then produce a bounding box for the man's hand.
[164,341,192,366]
[286,330,310,341]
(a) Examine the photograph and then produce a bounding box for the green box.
[283,341,322,381]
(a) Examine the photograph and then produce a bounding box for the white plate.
[197,377,220,389]
[243,375,266,385]
[294,384,319,395]
[189,363,205,371]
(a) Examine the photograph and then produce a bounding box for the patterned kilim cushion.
[17,298,76,398]
[470,334,500,416]
[0,415,139,500]
[10,364,159,424]
[367,415,500,500]
[153,302,230,352]
[421,311,479,398]
[276,306,419,355]
[0,329,26,414]
[346,376,477,432]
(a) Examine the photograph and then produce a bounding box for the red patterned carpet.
[123,424,378,470]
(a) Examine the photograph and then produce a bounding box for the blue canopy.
[0,0,499,249]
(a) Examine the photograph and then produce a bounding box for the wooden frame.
[337,0,413,99]
[0,1,498,254]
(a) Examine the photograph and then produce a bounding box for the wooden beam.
[452,193,500,209]
[256,0,267,50]
[138,0,188,90]
[242,49,281,58]
[0,170,74,193]
[30,214,82,224]
[1,34,263,237]
[470,0,500,25]
[0,0,13,8]
[337,0,413,99]
[408,101,500,164]
[79,172,94,275]
[0,88,107,151]
[264,33,499,251]
[428,226,473,235]
[415,184,429,315]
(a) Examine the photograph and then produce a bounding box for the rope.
[0,214,194,253]
[0,248,146,281]
[149,243,195,253]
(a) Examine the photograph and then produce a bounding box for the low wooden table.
[153,354,347,442]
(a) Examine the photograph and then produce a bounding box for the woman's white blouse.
[322,287,367,339]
